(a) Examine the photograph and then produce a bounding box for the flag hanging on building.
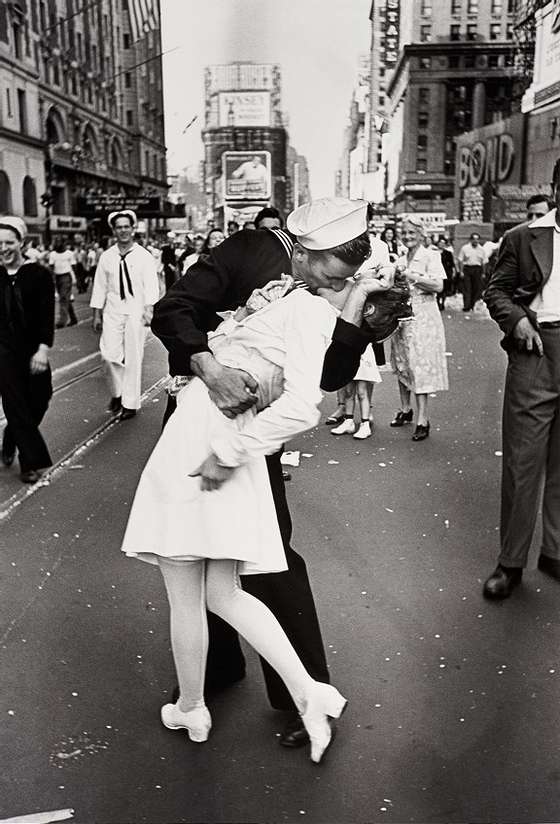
[128,0,158,42]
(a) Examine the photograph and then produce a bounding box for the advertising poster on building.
[223,151,271,201]
[218,91,271,127]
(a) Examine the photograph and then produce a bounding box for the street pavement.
[1,295,559,824]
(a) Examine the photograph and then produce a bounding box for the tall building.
[384,0,522,218]
[0,0,170,241]
[202,62,291,226]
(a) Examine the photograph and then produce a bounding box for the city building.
[0,0,171,243]
[384,0,523,222]
[202,61,309,226]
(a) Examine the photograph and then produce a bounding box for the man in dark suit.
[152,198,376,746]
[0,217,55,484]
[483,159,560,599]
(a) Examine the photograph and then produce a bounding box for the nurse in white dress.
[121,199,387,763]
[90,210,160,418]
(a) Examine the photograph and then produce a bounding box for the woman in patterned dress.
[389,217,448,441]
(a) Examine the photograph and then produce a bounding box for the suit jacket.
[152,227,372,391]
[484,211,556,351]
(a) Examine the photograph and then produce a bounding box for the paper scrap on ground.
[280,451,300,467]
[328,460,339,465]
[0,810,74,824]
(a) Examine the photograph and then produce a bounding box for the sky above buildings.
[161,0,371,199]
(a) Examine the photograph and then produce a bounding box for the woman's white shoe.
[300,682,347,763]
[160,702,212,742]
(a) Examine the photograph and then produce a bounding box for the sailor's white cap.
[287,198,368,251]
[0,216,27,241]
[108,209,138,229]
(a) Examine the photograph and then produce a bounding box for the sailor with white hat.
[90,209,160,418]
[150,197,380,749]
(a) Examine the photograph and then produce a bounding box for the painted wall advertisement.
[218,91,271,127]
[523,0,560,110]
[223,151,271,201]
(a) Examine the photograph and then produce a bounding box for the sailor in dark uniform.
[152,198,374,747]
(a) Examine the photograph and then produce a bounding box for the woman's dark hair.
[310,230,371,267]
[254,206,283,229]
[201,228,224,254]
[361,270,414,344]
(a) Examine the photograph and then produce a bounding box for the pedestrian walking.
[436,237,456,311]
[389,216,448,441]
[0,217,55,483]
[482,160,560,599]
[151,197,377,749]
[49,239,78,328]
[90,210,159,419]
[458,232,487,312]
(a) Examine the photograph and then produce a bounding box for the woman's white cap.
[0,216,27,241]
[108,209,137,229]
[287,198,368,251]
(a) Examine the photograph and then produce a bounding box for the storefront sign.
[399,212,447,232]
[223,151,271,201]
[456,114,525,190]
[76,194,162,217]
[49,215,88,232]
[217,91,271,127]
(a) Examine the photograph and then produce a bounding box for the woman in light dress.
[389,216,448,441]
[121,230,391,763]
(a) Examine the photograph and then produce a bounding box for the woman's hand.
[189,453,235,491]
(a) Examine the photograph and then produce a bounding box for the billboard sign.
[399,212,447,232]
[218,91,271,127]
[382,0,400,67]
[223,151,271,201]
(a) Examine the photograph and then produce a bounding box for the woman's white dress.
[354,344,381,383]
[121,289,338,574]
[390,247,449,394]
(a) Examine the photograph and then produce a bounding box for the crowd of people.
[1,165,559,764]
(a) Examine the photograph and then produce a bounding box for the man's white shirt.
[90,243,159,317]
[528,208,560,324]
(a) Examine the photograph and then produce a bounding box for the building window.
[125,72,132,88]
[12,23,22,59]
[22,176,38,216]
[488,55,500,67]
[491,0,503,13]
[490,23,501,40]
[0,171,13,213]
[419,56,432,69]
[71,73,77,96]
[420,24,431,42]
[449,55,460,68]
[451,0,461,13]
[466,23,478,40]
[417,134,428,149]
[506,22,514,38]
[145,150,149,175]
[450,24,460,40]
[418,87,430,106]
[123,32,130,49]
[467,0,478,13]
[420,0,432,15]
[17,89,27,133]
[39,1,46,29]
[416,157,427,172]
[418,111,429,128]
[507,0,517,12]
[378,93,385,106]
[126,109,133,126]
[5,88,12,118]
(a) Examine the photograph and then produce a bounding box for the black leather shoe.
[20,469,41,484]
[108,396,122,414]
[279,714,310,748]
[325,413,345,426]
[412,422,430,441]
[483,564,522,599]
[390,409,413,427]
[119,407,137,420]
[537,555,560,581]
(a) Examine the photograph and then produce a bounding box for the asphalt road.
[1,296,559,824]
